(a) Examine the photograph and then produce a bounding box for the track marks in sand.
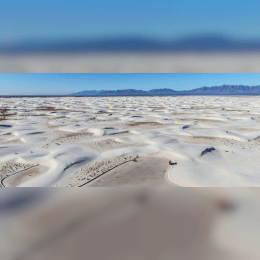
[2,165,48,187]
[0,108,17,121]
[181,135,260,150]
[87,139,129,151]
[86,138,147,151]
[125,121,166,128]
[41,132,94,148]
[177,118,227,123]
[87,156,174,187]
[0,162,39,181]
[61,155,138,187]
[0,139,24,145]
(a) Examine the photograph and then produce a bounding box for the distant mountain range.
[2,35,260,53]
[70,85,260,96]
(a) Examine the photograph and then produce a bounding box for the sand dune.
[1,96,260,187]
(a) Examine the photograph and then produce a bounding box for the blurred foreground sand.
[1,188,260,260]
[1,52,260,72]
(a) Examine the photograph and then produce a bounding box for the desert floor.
[1,52,260,73]
[2,189,260,260]
[1,96,260,187]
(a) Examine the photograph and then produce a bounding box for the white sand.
[2,52,260,72]
[1,96,260,187]
[86,157,176,187]
[1,189,260,260]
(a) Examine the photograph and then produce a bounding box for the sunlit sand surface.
[1,95,260,187]
[2,165,49,187]
[86,157,176,187]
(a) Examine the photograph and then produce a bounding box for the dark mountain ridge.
[70,85,260,96]
[2,35,260,53]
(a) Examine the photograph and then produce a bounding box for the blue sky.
[1,74,260,95]
[1,0,260,41]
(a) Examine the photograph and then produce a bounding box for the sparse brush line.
[1,164,39,187]
[78,156,139,187]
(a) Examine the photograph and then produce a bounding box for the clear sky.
[1,0,260,42]
[1,74,260,95]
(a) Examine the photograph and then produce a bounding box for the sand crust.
[61,155,138,187]
[2,165,49,187]
[87,157,176,187]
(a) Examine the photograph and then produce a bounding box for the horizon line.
[3,85,260,97]
[3,34,260,53]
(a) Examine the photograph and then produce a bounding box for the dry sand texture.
[2,52,260,72]
[1,189,260,260]
[1,96,260,187]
